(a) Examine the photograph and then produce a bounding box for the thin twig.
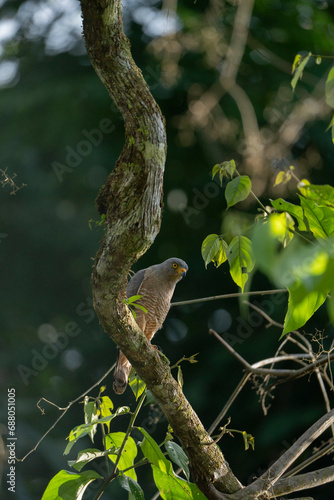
[171,288,287,307]
[282,440,334,478]
[16,363,115,461]
[271,464,334,498]
[210,329,334,380]
[244,302,334,422]
[208,374,251,435]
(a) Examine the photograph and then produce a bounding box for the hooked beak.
[180,267,187,278]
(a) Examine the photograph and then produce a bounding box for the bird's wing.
[126,268,147,297]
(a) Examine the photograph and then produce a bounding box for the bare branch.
[171,288,287,307]
[272,464,334,498]
[283,441,334,478]
[225,410,334,499]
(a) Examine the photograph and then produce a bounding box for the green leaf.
[212,163,221,181]
[41,469,102,500]
[273,170,286,187]
[84,397,98,443]
[282,285,329,336]
[114,405,130,416]
[99,396,114,433]
[137,427,172,474]
[291,52,311,91]
[106,432,138,481]
[131,303,148,314]
[151,465,207,500]
[64,412,126,456]
[267,238,334,335]
[177,365,183,389]
[201,234,228,268]
[201,234,220,268]
[269,212,295,247]
[252,216,284,279]
[127,294,143,304]
[227,236,255,292]
[65,424,98,456]
[299,196,334,238]
[220,159,236,180]
[270,198,308,231]
[212,160,236,185]
[225,176,251,209]
[298,183,334,207]
[242,431,255,451]
[119,474,145,500]
[164,441,190,480]
[292,53,302,74]
[69,448,115,472]
[215,238,228,266]
[129,371,146,400]
[325,66,334,109]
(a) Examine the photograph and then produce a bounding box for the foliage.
[292,51,334,141]
[123,295,148,320]
[40,378,211,500]
[202,161,334,337]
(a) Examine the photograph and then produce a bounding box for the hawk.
[113,257,188,394]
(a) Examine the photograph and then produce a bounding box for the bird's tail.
[113,349,132,394]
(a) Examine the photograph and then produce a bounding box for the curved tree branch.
[80,1,242,497]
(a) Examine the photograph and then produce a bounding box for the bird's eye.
[172,263,178,269]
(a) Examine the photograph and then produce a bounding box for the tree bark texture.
[80,0,242,497]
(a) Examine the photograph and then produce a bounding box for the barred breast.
[135,275,175,342]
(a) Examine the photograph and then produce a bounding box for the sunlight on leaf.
[41,470,102,500]
[291,52,311,91]
[152,466,207,500]
[129,371,146,400]
[106,432,138,481]
[225,175,252,209]
[138,427,172,475]
[270,198,308,231]
[227,236,255,292]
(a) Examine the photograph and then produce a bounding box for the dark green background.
[1,0,334,498]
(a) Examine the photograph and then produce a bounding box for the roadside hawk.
[113,257,188,394]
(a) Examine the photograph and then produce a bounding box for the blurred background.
[0,0,334,498]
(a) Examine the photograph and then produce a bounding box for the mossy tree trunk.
[80,1,242,497]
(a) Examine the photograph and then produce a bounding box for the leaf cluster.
[201,162,334,337]
[41,379,208,500]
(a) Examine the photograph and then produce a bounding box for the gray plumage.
[113,258,188,394]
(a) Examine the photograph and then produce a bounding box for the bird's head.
[162,258,188,282]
